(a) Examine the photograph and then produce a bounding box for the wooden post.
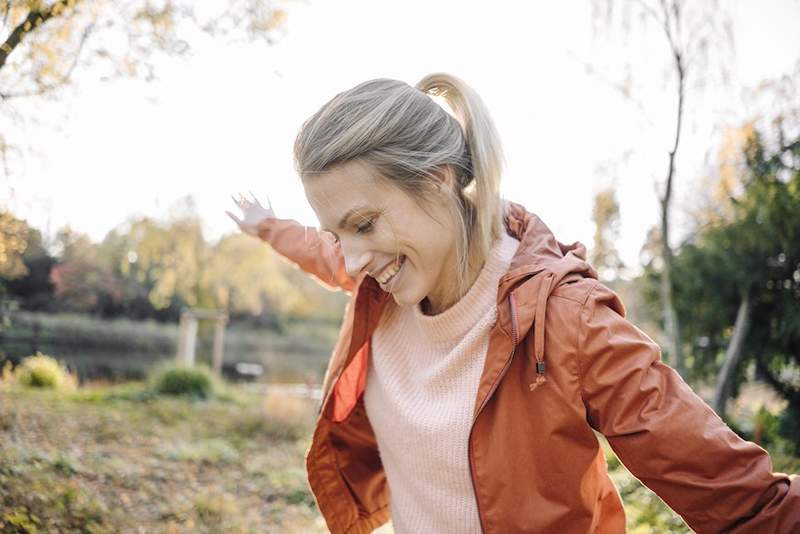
[176,309,199,366]
[184,317,198,366]
[176,311,188,364]
[176,308,227,374]
[212,314,227,375]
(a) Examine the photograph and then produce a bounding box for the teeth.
[377,256,404,284]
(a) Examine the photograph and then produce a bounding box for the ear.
[434,165,457,193]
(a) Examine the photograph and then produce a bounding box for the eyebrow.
[322,204,371,233]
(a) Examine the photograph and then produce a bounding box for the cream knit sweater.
[364,231,520,534]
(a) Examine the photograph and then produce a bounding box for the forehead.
[303,161,398,225]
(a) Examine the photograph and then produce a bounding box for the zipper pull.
[530,352,547,392]
[529,372,547,392]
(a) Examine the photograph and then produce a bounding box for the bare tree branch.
[1,20,92,100]
[635,0,662,27]
[565,49,657,130]
[0,0,76,72]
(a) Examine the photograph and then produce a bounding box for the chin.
[389,283,425,308]
[391,291,416,308]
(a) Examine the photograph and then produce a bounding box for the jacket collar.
[499,200,597,300]
[497,201,598,388]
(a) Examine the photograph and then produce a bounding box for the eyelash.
[356,218,375,234]
[327,216,376,244]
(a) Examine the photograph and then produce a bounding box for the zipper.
[468,292,520,533]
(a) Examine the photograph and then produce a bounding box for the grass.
[0,382,324,533]
[601,438,692,533]
[1,377,797,533]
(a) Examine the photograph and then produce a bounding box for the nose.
[341,240,373,278]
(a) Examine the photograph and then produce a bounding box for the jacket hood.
[499,201,600,389]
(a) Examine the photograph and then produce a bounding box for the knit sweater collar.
[410,231,519,345]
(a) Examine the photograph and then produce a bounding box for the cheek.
[403,239,445,279]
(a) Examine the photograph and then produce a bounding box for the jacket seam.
[550,278,599,305]
[575,281,600,405]
[343,502,391,534]
[548,293,584,305]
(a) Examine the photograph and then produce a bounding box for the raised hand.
[226,191,275,237]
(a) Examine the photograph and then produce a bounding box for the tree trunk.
[659,210,684,375]
[658,16,687,377]
[712,292,752,417]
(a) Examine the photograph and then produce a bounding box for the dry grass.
[0,383,325,533]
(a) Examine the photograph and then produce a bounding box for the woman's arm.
[577,282,800,533]
[255,216,356,293]
[227,193,356,293]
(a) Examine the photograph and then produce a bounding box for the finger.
[225,210,243,225]
[231,194,244,208]
[249,190,262,206]
[266,195,273,212]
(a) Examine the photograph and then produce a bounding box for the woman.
[227,74,799,533]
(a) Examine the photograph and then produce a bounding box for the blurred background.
[1,0,799,532]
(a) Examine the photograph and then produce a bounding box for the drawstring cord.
[529,272,554,392]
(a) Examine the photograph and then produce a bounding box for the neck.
[421,243,487,316]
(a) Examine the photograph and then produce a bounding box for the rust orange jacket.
[257,201,800,534]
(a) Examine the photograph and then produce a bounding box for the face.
[303,160,460,309]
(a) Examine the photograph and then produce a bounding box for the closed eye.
[356,217,376,234]
[322,214,377,244]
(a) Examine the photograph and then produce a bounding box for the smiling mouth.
[375,255,406,285]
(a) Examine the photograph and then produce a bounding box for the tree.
[669,123,800,427]
[0,208,29,284]
[203,233,313,324]
[49,224,122,313]
[0,0,287,96]
[1,0,288,176]
[114,211,206,312]
[591,0,733,377]
[3,217,56,309]
[590,184,625,281]
[1,197,347,324]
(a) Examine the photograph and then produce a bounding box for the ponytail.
[416,73,505,285]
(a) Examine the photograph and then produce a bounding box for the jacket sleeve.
[256,217,356,293]
[577,282,800,534]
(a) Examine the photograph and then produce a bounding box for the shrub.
[752,406,782,447]
[13,352,77,391]
[778,403,800,456]
[150,363,217,399]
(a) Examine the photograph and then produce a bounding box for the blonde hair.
[293,73,504,297]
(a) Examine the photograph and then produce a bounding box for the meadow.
[1,381,324,533]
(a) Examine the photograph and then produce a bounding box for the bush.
[13,352,77,391]
[778,403,800,456]
[752,406,782,447]
[150,363,217,399]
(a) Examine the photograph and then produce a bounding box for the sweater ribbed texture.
[364,231,520,534]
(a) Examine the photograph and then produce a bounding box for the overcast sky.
[3,0,799,274]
